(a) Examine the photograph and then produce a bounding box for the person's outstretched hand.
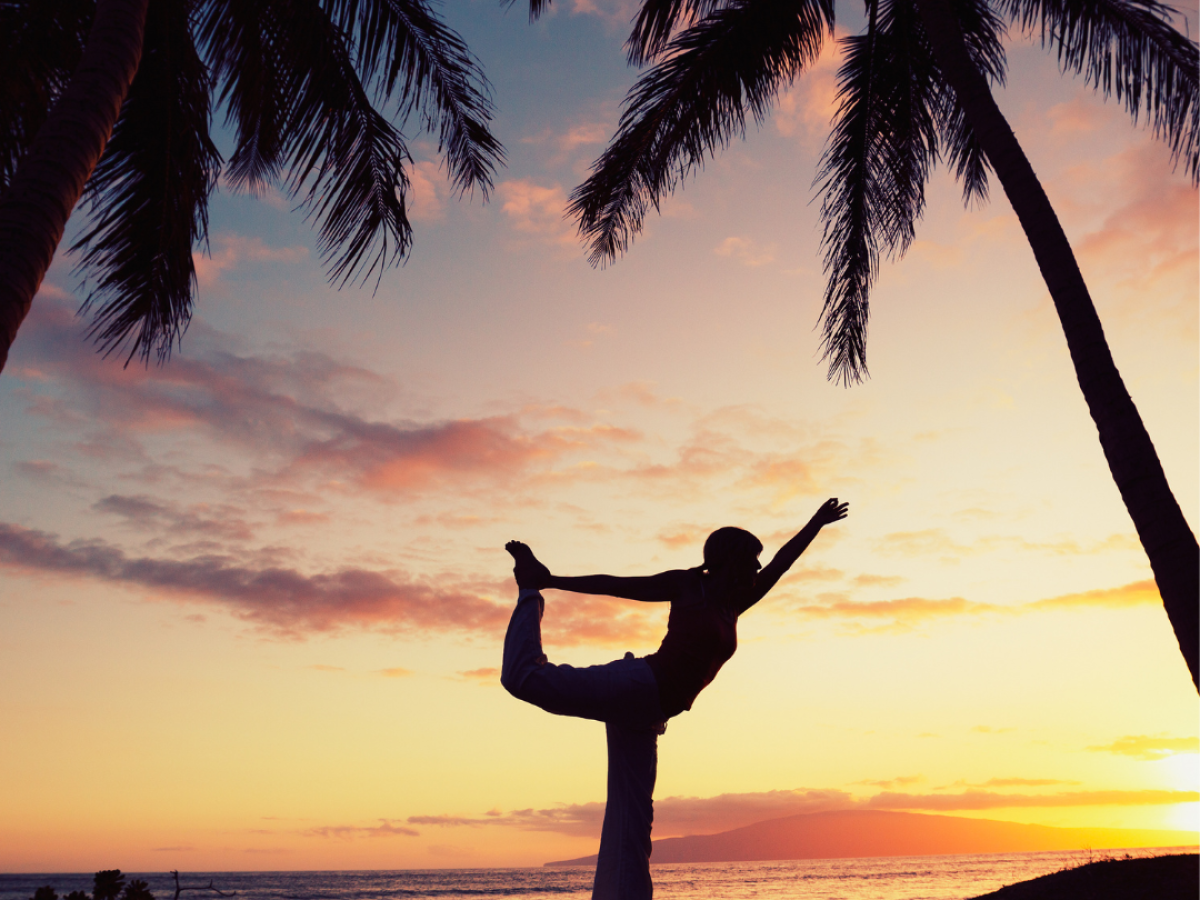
[812,498,849,527]
[505,541,553,590]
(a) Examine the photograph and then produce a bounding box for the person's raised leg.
[592,721,657,900]
[500,541,553,698]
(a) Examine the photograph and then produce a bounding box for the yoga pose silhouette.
[502,498,849,899]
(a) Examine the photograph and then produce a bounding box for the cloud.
[783,579,1160,633]
[972,778,1081,788]
[407,159,448,223]
[408,784,1199,839]
[774,39,843,149]
[306,819,420,839]
[0,522,509,638]
[93,494,254,542]
[496,180,577,247]
[309,664,346,673]
[410,789,857,838]
[521,121,611,162]
[874,529,1144,561]
[1087,734,1200,760]
[565,0,640,26]
[1028,580,1161,611]
[793,596,999,628]
[10,298,640,500]
[0,522,664,645]
[1068,141,1198,338]
[378,667,414,678]
[193,233,308,288]
[714,236,778,267]
[866,789,1198,811]
[457,667,499,683]
[851,776,925,789]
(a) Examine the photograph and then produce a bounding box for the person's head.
[702,527,763,585]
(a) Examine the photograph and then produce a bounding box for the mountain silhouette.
[544,809,1197,866]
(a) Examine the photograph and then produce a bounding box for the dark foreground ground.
[968,853,1198,900]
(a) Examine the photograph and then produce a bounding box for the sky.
[1,0,1197,874]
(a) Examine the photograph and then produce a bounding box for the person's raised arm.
[547,570,690,603]
[506,540,689,602]
[751,498,849,602]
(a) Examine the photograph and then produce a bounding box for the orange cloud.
[407,785,1199,839]
[1087,734,1200,760]
[1029,580,1160,611]
[306,820,419,839]
[867,789,1198,811]
[875,529,1144,561]
[781,579,1160,632]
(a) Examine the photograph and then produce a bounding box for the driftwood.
[169,873,235,900]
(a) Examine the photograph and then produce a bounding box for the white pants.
[501,591,666,900]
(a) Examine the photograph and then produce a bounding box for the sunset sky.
[1,0,1197,873]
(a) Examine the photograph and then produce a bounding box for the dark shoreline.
[967,853,1198,899]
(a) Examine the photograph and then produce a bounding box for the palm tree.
[554,0,1200,688]
[0,0,503,371]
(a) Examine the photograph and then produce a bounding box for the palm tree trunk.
[0,0,149,373]
[914,0,1199,690]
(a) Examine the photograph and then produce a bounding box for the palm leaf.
[337,0,503,196]
[197,0,288,194]
[816,0,942,384]
[71,0,219,364]
[0,0,91,192]
[1002,0,1199,182]
[264,0,416,288]
[627,0,730,64]
[571,0,835,267]
[932,0,1007,205]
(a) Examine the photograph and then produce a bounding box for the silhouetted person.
[502,498,849,900]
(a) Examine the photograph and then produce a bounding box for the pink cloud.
[10,298,638,498]
[0,522,509,637]
[496,179,577,247]
[194,233,308,288]
[0,522,664,646]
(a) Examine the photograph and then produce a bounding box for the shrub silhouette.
[31,871,157,900]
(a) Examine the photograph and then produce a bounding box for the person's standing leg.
[592,720,658,900]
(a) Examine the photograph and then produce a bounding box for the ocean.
[1,847,1193,900]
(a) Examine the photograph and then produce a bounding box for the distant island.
[544,809,1198,866]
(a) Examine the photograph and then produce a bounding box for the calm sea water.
[1,847,1192,900]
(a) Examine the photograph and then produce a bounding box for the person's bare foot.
[506,540,552,590]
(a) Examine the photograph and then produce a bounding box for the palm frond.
[497,0,552,23]
[337,0,503,196]
[627,0,729,64]
[932,0,1006,205]
[266,0,415,288]
[1002,0,1199,182]
[571,0,835,266]
[71,0,219,364]
[197,0,287,194]
[0,0,91,192]
[815,0,941,384]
